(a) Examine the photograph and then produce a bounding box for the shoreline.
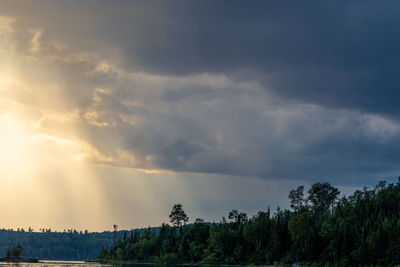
[95,260,279,267]
[0,258,39,263]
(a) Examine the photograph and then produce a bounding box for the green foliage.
[0,228,143,260]
[288,210,312,257]
[99,179,400,266]
[169,204,189,227]
[307,182,339,211]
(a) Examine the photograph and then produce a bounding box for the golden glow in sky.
[0,16,111,231]
[0,9,363,232]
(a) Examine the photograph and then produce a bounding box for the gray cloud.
[74,75,400,184]
[2,1,400,185]
[4,0,400,117]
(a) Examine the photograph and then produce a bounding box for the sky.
[0,0,399,231]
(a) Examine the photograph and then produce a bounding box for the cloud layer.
[1,1,400,186]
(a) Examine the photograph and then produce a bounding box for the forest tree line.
[0,228,162,260]
[0,230,115,260]
[99,179,400,266]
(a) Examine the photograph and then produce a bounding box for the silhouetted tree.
[169,204,189,227]
[307,182,339,211]
[289,185,305,211]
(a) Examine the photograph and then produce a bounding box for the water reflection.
[0,261,169,267]
[0,261,108,267]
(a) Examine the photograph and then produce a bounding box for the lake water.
[0,261,106,267]
[0,261,162,267]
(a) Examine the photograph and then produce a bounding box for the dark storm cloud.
[3,1,400,116]
[116,0,400,118]
[3,0,400,184]
[77,83,400,184]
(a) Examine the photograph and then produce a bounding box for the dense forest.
[0,229,113,260]
[0,228,158,260]
[99,179,400,266]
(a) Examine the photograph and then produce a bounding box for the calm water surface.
[0,261,165,267]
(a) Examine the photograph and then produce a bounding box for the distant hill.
[0,228,159,260]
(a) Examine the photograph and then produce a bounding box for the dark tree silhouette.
[289,185,305,211]
[169,204,189,227]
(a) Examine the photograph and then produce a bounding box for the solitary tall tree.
[289,186,305,211]
[169,203,189,227]
[113,225,118,245]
